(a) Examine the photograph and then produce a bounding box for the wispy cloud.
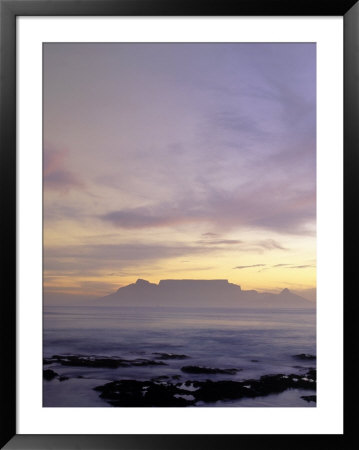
[44,242,216,274]
[288,264,315,269]
[254,239,288,251]
[262,262,316,272]
[100,183,315,235]
[233,261,316,273]
[233,264,266,270]
[197,239,242,245]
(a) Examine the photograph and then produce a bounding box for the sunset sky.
[43,43,316,302]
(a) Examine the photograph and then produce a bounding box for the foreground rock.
[44,354,167,369]
[94,369,316,407]
[94,380,195,407]
[152,353,189,360]
[301,395,316,403]
[43,369,58,380]
[181,365,239,375]
[293,354,316,361]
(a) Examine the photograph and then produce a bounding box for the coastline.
[43,352,316,407]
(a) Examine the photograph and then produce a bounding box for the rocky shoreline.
[93,369,316,407]
[43,352,316,407]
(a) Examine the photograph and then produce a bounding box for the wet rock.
[181,366,239,375]
[94,379,195,407]
[143,383,195,407]
[43,357,58,365]
[43,369,58,380]
[58,376,69,382]
[171,375,181,380]
[130,359,167,367]
[47,354,167,369]
[93,369,316,407]
[152,352,189,360]
[151,375,170,382]
[293,354,316,361]
[191,371,316,403]
[306,368,317,381]
[301,395,316,403]
[192,379,252,402]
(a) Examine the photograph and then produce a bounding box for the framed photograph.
[1,1,357,448]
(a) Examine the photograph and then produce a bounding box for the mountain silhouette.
[95,279,315,308]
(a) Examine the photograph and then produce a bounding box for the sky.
[43,43,316,301]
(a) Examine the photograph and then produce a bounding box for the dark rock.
[301,395,316,403]
[151,376,170,382]
[172,375,181,380]
[43,358,57,365]
[59,376,69,382]
[94,379,194,407]
[306,368,317,381]
[251,359,259,362]
[93,368,316,407]
[191,371,316,403]
[48,354,167,369]
[142,383,194,407]
[293,354,316,360]
[43,369,58,380]
[131,359,167,367]
[152,353,189,360]
[192,380,249,402]
[181,365,239,375]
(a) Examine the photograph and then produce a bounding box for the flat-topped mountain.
[96,279,314,309]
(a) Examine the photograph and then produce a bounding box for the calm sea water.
[43,306,316,407]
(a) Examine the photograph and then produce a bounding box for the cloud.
[255,239,288,251]
[208,110,268,144]
[44,242,214,274]
[287,264,315,269]
[44,147,67,176]
[44,147,84,192]
[167,266,215,273]
[100,206,186,229]
[233,264,266,270]
[231,261,315,272]
[262,263,316,271]
[44,204,84,223]
[44,234,290,280]
[197,239,243,245]
[44,170,83,191]
[100,182,315,235]
[44,44,316,239]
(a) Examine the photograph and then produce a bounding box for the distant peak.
[280,288,291,294]
[159,279,229,284]
[135,279,151,286]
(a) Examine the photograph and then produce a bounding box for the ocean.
[43,305,316,407]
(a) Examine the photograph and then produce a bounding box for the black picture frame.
[1,0,357,448]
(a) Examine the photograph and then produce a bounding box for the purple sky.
[43,43,316,299]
